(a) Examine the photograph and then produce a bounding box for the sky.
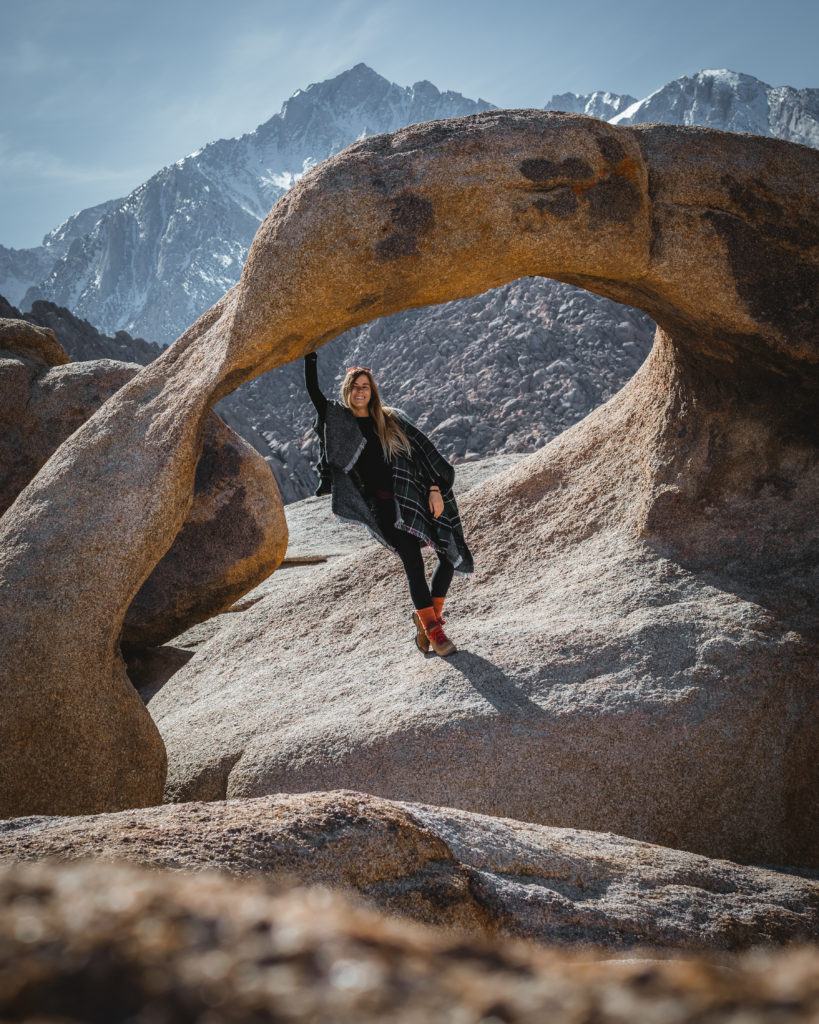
[2,0,817,249]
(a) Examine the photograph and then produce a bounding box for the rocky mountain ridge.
[0,294,162,366]
[609,68,819,145]
[3,66,817,340]
[2,65,816,503]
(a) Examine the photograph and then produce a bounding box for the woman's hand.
[429,487,444,519]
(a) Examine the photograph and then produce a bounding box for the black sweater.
[305,356,393,496]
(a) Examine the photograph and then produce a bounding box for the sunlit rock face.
[0,113,816,856]
[2,791,817,951]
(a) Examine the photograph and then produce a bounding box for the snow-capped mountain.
[543,90,636,120]
[610,69,819,146]
[13,65,494,343]
[0,198,124,308]
[2,64,817,503]
[6,66,817,345]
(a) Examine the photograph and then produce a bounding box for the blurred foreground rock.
[1,859,818,1024]
[1,791,816,952]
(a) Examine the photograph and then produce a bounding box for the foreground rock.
[1,859,818,1024]
[2,791,816,951]
[0,112,816,833]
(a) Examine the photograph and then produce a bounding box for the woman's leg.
[374,499,432,609]
[430,553,455,601]
[389,528,433,610]
[430,553,455,620]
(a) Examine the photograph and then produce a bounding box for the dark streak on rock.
[194,438,243,495]
[347,293,381,313]
[376,234,418,261]
[533,191,578,217]
[723,176,817,251]
[597,136,626,164]
[587,175,641,223]
[723,175,784,221]
[375,192,434,261]
[519,157,592,183]
[704,210,819,339]
[389,193,435,234]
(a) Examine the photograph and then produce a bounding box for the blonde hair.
[341,369,412,461]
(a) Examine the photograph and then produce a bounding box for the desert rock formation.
[0,321,288,647]
[0,323,287,815]
[121,412,287,648]
[0,113,816,846]
[1,791,816,951]
[1,859,818,1023]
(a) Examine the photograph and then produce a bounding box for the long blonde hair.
[341,368,412,461]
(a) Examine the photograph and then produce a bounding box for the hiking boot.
[412,611,430,653]
[426,617,456,657]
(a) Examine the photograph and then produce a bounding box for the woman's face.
[349,373,372,414]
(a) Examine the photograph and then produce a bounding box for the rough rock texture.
[121,413,288,647]
[1,791,816,951]
[0,315,69,367]
[0,326,288,646]
[0,293,163,365]
[0,113,817,840]
[1,860,819,1024]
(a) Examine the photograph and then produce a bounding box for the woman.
[304,351,473,656]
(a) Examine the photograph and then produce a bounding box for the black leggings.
[374,498,455,610]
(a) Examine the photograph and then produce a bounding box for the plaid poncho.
[317,401,474,576]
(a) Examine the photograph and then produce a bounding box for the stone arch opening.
[0,111,817,862]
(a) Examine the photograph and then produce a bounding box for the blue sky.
[2,0,817,249]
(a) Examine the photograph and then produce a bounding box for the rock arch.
[1,111,817,822]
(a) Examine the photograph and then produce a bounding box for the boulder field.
[0,112,816,856]
[1,858,818,1024]
[1,791,815,952]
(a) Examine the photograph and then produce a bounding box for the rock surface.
[121,413,288,648]
[0,112,816,838]
[1,791,816,951]
[1,859,818,1024]
[0,293,163,365]
[0,324,288,647]
[124,454,524,700]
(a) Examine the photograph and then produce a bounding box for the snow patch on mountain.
[544,90,636,120]
[610,69,819,146]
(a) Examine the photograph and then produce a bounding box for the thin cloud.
[0,136,151,187]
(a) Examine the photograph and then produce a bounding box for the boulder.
[121,412,288,648]
[0,316,69,368]
[1,859,818,1024]
[0,332,286,815]
[0,329,288,647]
[0,112,816,831]
[1,791,816,951]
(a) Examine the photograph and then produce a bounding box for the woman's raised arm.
[304,352,327,418]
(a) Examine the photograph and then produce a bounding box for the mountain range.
[3,66,817,343]
[1,64,816,502]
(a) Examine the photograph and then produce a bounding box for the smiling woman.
[304,352,473,656]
